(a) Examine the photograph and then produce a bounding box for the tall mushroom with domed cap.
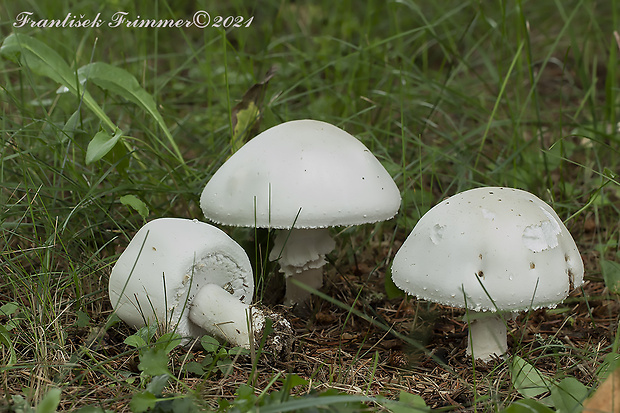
[200,119,401,306]
[391,187,584,361]
[108,218,293,357]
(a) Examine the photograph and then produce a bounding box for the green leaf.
[398,390,428,408]
[61,109,81,142]
[200,335,220,353]
[601,259,620,295]
[256,395,372,413]
[75,406,113,413]
[1,34,75,90]
[381,390,429,412]
[155,332,182,354]
[231,101,260,152]
[280,373,309,389]
[36,388,61,413]
[0,302,20,317]
[120,195,149,220]
[0,34,116,132]
[124,334,147,349]
[182,361,205,376]
[500,398,555,413]
[146,374,170,396]
[510,356,552,398]
[75,62,183,164]
[229,66,276,153]
[550,377,589,413]
[130,392,158,413]
[76,309,90,328]
[138,347,171,376]
[85,129,123,165]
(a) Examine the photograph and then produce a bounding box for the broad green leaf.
[75,62,183,163]
[120,195,149,220]
[75,406,112,413]
[601,259,620,295]
[0,302,20,317]
[380,390,430,412]
[138,347,171,376]
[398,390,428,408]
[129,392,157,413]
[510,356,552,398]
[182,361,205,376]
[124,334,147,349]
[281,373,309,389]
[0,34,116,132]
[155,332,182,354]
[36,388,61,413]
[85,129,123,165]
[1,34,75,90]
[76,309,90,328]
[500,398,555,413]
[201,335,220,353]
[550,377,589,413]
[256,395,372,413]
[146,374,170,396]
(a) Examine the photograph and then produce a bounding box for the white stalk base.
[189,284,295,359]
[189,283,262,349]
[466,313,508,361]
[269,228,336,306]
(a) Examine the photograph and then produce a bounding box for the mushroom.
[391,187,584,361]
[108,218,293,357]
[200,119,401,307]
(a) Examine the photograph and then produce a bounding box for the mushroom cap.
[108,218,253,340]
[200,119,401,229]
[391,187,584,312]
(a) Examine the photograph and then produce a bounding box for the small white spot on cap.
[431,223,445,245]
[481,208,496,220]
[522,209,562,252]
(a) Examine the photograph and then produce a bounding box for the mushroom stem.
[189,283,261,348]
[189,284,295,358]
[269,228,336,306]
[466,312,508,361]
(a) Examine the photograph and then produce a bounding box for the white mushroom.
[200,119,401,307]
[391,187,584,361]
[108,218,293,355]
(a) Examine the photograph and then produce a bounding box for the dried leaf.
[582,367,620,413]
[230,66,277,153]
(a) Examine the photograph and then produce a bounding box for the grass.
[0,0,619,411]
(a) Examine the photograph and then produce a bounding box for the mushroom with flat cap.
[108,218,293,357]
[200,119,401,307]
[391,187,584,361]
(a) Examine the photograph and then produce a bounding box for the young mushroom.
[200,119,401,307]
[391,187,584,361]
[108,218,293,357]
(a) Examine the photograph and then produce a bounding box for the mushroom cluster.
[200,119,401,307]
[391,187,584,361]
[109,118,584,366]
